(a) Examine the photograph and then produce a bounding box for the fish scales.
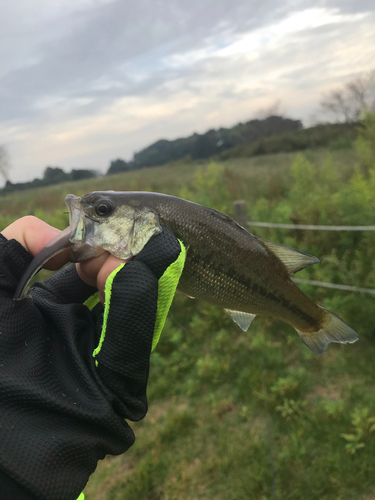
[14,191,359,354]
[138,192,324,333]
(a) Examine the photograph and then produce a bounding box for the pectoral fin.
[260,239,320,275]
[225,309,256,331]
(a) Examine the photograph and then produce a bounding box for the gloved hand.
[0,225,185,500]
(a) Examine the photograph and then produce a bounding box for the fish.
[14,191,358,355]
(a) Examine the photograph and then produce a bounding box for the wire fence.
[292,278,375,295]
[232,200,375,295]
[247,222,375,231]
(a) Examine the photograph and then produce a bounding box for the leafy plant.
[271,376,299,398]
[316,398,345,420]
[276,398,307,421]
[179,161,232,212]
[355,111,375,172]
[341,407,375,454]
[196,354,230,381]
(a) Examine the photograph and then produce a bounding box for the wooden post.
[233,200,248,227]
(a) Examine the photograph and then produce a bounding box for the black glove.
[0,227,185,500]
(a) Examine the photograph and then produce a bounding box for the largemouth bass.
[14,191,358,354]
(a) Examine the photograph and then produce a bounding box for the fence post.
[233,200,248,228]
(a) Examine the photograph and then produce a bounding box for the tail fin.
[296,308,358,355]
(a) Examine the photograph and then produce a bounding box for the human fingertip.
[97,255,129,300]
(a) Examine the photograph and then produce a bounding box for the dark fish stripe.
[188,249,318,327]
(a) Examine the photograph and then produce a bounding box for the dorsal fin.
[260,239,320,275]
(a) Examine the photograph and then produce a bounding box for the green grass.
[0,148,358,220]
[83,300,375,500]
[1,133,375,499]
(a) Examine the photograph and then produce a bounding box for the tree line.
[107,115,302,174]
[0,115,302,194]
[1,70,373,194]
[0,166,96,195]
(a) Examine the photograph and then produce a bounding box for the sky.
[0,0,374,184]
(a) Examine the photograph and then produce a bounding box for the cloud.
[0,0,287,120]
[0,0,374,183]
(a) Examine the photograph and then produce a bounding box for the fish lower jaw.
[70,243,105,262]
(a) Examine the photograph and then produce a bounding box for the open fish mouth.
[13,195,102,300]
[65,194,107,262]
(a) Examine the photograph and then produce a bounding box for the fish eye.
[95,201,113,217]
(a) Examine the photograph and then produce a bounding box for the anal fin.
[225,309,256,331]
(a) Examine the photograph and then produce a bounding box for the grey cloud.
[149,11,375,104]
[0,0,333,122]
[325,0,375,14]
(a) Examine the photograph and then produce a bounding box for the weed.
[341,407,375,454]
[271,376,300,399]
[317,398,345,420]
[276,398,307,421]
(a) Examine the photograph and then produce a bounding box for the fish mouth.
[66,193,83,240]
[13,194,104,300]
[65,194,104,261]
[13,226,72,300]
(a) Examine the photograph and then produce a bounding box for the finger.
[76,253,129,301]
[76,251,111,288]
[97,254,129,304]
[1,216,70,270]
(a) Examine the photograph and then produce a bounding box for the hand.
[1,215,126,303]
[1,215,70,268]
[0,216,185,500]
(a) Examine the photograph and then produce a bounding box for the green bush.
[355,112,375,172]
[218,123,358,160]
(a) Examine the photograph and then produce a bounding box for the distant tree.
[3,180,14,192]
[191,131,217,160]
[132,115,302,168]
[320,71,375,123]
[255,99,285,119]
[0,145,10,181]
[43,166,69,184]
[107,158,130,175]
[70,169,96,181]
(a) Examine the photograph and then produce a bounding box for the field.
[1,116,375,499]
